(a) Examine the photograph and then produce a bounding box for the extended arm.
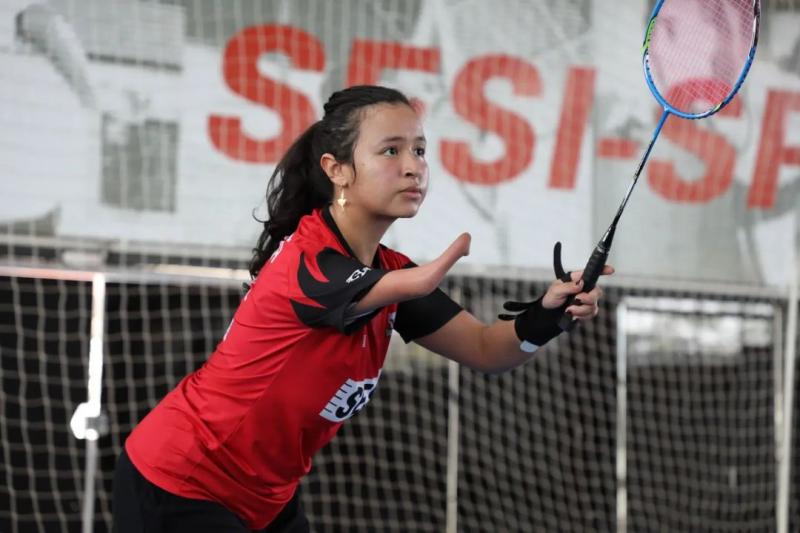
[414,268,612,374]
[352,232,611,374]
[352,233,471,314]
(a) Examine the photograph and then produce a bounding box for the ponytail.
[249,85,412,280]
[249,122,330,279]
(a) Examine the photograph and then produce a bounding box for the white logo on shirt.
[320,372,381,423]
[346,267,371,284]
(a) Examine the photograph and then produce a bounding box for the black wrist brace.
[498,296,565,352]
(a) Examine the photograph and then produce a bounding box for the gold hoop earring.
[336,188,347,210]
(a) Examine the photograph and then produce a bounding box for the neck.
[328,204,394,265]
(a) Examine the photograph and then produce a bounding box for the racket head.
[642,0,760,119]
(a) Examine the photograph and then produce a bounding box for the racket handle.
[558,244,609,331]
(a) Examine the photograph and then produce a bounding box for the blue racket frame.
[643,0,761,121]
[554,0,761,332]
[631,0,761,205]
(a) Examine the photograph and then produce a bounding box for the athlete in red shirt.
[112,85,611,533]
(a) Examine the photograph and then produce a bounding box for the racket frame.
[556,0,761,330]
[642,0,761,120]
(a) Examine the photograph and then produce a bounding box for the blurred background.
[1,0,799,531]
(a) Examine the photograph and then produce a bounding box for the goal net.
[0,268,793,532]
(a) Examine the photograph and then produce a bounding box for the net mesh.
[0,273,791,532]
[0,276,91,533]
[621,297,778,531]
[647,0,758,114]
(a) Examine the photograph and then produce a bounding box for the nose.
[403,151,425,179]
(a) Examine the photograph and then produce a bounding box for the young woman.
[112,85,611,533]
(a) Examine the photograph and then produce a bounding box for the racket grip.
[557,245,609,331]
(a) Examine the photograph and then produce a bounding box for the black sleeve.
[290,247,386,334]
[394,263,463,343]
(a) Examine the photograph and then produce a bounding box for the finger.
[550,278,583,299]
[571,265,614,281]
[567,302,599,319]
[576,286,604,305]
[572,294,596,307]
[567,291,600,317]
[567,291,602,314]
[541,278,584,309]
[595,286,604,301]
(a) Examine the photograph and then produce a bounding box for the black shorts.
[112,449,310,533]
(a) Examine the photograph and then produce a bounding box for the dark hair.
[248,85,412,279]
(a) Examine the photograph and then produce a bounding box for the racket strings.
[647,0,756,115]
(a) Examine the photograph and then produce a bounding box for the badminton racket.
[556,0,761,330]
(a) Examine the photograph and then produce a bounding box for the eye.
[414,146,426,157]
[382,146,398,156]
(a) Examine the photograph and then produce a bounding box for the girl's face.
[346,103,428,220]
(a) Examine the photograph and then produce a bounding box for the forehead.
[357,103,424,143]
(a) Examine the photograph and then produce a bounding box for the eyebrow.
[378,135,427,144]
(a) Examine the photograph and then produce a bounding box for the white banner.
[1,0,799,285]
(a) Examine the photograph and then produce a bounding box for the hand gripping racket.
[556,0,761,331]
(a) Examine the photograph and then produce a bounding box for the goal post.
[616,295,784,532]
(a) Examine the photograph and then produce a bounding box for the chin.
[382,210,418,221]
[378,197,424,220]
[395,203,423,219]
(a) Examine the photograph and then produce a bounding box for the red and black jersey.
[125,207,462,529]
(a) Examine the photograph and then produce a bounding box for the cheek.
[359,160,396,184]
[354,161,393,197]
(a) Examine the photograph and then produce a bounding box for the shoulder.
[293,210,345,256]
[378,244,413,271]
[260,211,342,273]
[244,212,329,295]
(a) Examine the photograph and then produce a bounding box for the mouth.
[400,188,424,201]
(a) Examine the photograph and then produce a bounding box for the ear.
[320,153,352,188]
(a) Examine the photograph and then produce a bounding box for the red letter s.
[440,55,540,185]
[648,79,741,203]
[209,25,324,163]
